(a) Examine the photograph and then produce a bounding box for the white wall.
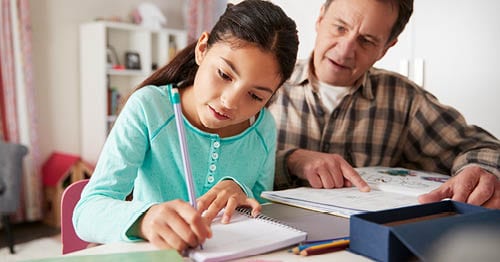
[272,0,324,60]
[29,0,185,162]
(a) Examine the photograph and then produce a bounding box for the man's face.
[313,0,398,86]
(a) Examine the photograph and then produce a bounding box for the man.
[268,0,500,208]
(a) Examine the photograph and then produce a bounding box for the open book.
[189,207,307,262]
[261,167,450,218]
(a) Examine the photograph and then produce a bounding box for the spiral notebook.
[189,207,307,262]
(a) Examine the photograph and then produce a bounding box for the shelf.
[80,21,187,164]
[107,69,146,76]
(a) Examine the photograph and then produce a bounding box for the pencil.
[171,87,196,209]
[171,87,202,250]
[299,239,350,256]
[292,237,349,254]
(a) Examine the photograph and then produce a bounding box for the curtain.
[0,0,42,222]
[185,0,228,43]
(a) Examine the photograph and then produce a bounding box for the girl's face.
[182,33,282,137]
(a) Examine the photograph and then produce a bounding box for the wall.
[272,0,324,60]
[29,0,185,163]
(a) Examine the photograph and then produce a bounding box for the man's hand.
[287,149,370,191]
[419,166,500,208]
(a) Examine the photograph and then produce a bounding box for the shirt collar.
[359,69,375,100]
[287,58,311,87]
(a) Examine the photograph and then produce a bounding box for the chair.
[60,179,90,254]
[0,141,28,254]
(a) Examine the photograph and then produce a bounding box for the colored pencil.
[299,239,350,256]
[291,237,349,254]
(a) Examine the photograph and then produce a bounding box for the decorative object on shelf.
[106,45,120,69]
[107,87,122,116]
[168,35,178,61]
[131,3,166,30]
[125,51,141,70]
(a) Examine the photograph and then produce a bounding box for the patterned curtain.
[0,0,42,222]
[185,0,228,43]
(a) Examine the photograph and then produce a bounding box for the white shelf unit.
[80,21,187,164]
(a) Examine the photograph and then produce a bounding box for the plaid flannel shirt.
[268,58,500,189]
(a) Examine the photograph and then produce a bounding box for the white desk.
[69,241,372,261]
[69,203,372,261]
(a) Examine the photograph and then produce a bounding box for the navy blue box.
[349,200,500,262]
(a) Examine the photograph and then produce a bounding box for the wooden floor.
[0,221,60,248]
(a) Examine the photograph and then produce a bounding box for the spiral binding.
[235,207,305,233]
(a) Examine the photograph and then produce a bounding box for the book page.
[357,166,449,196]
[261,167,450,218]
[190,211,307,262]
[262,187,420,217]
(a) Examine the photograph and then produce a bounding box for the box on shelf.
[349,200,500,262]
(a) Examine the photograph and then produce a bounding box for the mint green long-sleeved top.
[74,84,276,244]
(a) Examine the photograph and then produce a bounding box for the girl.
[74,0,298,253]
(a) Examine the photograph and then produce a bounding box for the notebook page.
[190,210,307,262]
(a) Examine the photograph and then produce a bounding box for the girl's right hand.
[138,199,212,252]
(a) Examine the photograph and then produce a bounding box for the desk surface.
[68,203,372,261]
[69,241,372,261]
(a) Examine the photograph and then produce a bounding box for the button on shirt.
[268,58,500,189]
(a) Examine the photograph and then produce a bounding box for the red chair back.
[61,179,90,254]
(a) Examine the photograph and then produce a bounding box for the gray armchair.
[0,140,28,254]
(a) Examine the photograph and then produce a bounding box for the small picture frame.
[106,45,120,68]
[125,51,141,70]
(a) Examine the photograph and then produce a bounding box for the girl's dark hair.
[135,0,298,91]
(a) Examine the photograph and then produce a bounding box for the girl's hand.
[197,180,261,224]
[138,199,212,252]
